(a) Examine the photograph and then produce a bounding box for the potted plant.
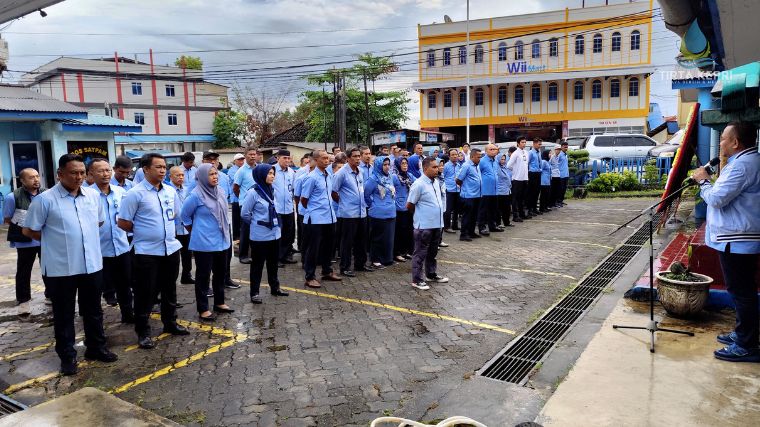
[656,262,713,317]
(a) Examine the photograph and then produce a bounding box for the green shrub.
[586,171,642,193]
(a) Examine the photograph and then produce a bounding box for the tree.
[175,55,203,70]
[231,85,301,146]
[212,110,246,148]
[299,54,407,144]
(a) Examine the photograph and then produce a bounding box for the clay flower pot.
[655,269,713,318]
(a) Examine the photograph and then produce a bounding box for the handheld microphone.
[689,157,720,184]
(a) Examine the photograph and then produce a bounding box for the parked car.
[561,136,586,150]
[647,129,684,159]
[579,134,657,161]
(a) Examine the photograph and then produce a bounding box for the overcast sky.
[3,0,680,127]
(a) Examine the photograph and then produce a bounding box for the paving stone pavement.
[0,198,655,426]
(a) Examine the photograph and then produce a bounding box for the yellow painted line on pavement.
[239,280,515,335]
[0,341,55,362]
[439,259,577,280]
[3,361,92,395]
[509,237,613,250]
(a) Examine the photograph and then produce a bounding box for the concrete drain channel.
[479,212,662,384]
[0,394,27,418]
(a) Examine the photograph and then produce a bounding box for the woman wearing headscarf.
[392,157,415,262]
[181,163,234,321]
[364,156,397,269]
[241,164,289,304]
[407,153,422,180]
[496,151,513,228]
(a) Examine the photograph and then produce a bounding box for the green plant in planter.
[567,149,589,184]
[586,171,642,193]
[660,262,704,282]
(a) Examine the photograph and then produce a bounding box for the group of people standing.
[4,137,571,375]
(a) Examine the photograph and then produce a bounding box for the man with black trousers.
[693,121,760,363]
[332,147,370,277]
[507,137,530,221]
[3,168,47,316]
[456,148,482,241]
[23,154,118,375]
[526,138,543,216]
[273,150,297,266]
[119,153,190,350]
[477,143,502,234]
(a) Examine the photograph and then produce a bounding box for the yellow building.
[413,1,654,143]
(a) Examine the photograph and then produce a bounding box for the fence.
[575,156,673,185]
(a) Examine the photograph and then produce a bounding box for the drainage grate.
[0,394,26,418]
[479,213,661,384]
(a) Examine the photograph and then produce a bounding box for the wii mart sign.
[504,61,547,74]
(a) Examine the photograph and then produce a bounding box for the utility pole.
[466,0,470,146]
[339,73,347,151]
[363,71,371,146]
[322,84,327,151]
[332,71,339,151]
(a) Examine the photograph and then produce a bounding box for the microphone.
[689,157,720,184]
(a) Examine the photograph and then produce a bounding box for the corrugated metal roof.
[58,114,140,127]
[0,85,86,113]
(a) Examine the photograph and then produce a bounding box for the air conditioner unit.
[0,38,8,72]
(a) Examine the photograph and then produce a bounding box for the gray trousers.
[412,228,442,283]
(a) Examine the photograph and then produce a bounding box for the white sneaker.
[439,241,449,247]
[411,282,430,290]
[427,275,449,283]
[44,298,53,306]
[17,301,31,316]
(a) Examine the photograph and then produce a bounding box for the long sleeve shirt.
[528,148,542,173]
[507,147,529,181]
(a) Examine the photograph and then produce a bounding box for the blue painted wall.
[0,122,42,196]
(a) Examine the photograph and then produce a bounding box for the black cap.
[202,150,219,159]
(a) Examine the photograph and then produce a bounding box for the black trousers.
[460,197,480,238]
[133,251,180,337]
[559,177,569,204]
[719,250,759,349]
[239,214,251,259]
[527,171,541,212]
[540,185,552,211]
[44,272,107,363]
[511,180,528,219]
[444,192,460,230]
[551,177,562,206]
[296,214,305,253]
[15,246,43,303]
[303,222,335,280]
[369,217,395,265]
[176,234,193,279]
[278,213,296,261]
[497,194,512,226]
[102,252,134,320]
[394,210,414,256]
[340,217,368,271]
[477,195,499,230]
[194,250,226,313]
[250,239,281,296]
[231,202,241,241]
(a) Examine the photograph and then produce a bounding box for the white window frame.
[131,82,142,96]
[168,113,178,126]
[134,112,145,125]
[165,84,176,97]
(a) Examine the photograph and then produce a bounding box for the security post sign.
[67,141,109,165]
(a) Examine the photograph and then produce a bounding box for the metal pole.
[466,0,470,146]
[363,71,371,146]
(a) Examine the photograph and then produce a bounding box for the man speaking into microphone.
[692,121,760,363]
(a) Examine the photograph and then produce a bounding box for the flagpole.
[466,0,470,146]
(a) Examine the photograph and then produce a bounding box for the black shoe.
[239,257,252,264]
[470,233,482,239]
[163,324,190,336]
[61,359,78,376]
[355,265,375,272]
[213,305,235,313]
[199,313,216,322]
[535,210,544,215]
[489,227,504,232]
[282,258,298,264]
[271,290,289,297]
[251,295,263,304]
[342,270,356,277]
[84,349,118,363]
[225,281,241,289]
[504,223,515,227]
[459,236,472,242]
[138,336,155,349]
[278,263,286,268]
[478,228,490,236]
[513,218,523,223]
[180,276,195,285]
[206,290,214,297]
[105,299,118,307]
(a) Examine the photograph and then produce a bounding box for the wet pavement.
[0,198,657,426]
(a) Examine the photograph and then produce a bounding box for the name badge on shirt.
[272,216,279,227]
[166,208,175,221]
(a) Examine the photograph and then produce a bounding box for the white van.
[580,134,657,161]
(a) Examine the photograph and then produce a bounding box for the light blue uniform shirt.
[133,167,145,184]
[227,164,240,203]
[24,184,105,277]
[273,165,295,215]
[234,163,256,204]
[541,160,552,186]
[294,166,311,217]
[301,168,336,225]
[528,148,542,173]
[479,155,499,196]
[443,162,460,193]
[3,191,42,249]
[118,180,183,256]
[332,164,366,219]
[497,163,512,196]
[171,184,190,236]
[392,174,415,211]
[550,155,561,178]
[182,165,197,187]
[181,192,231,252]
[358,162,372,183]
[407,176,444,230]
[558,152,569,178]
[457,161,482,199]
[110,177,134,191]
[364,176,396,219]
[97,185,130,258]
[701,147,760,254]
[241,188,282,241]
